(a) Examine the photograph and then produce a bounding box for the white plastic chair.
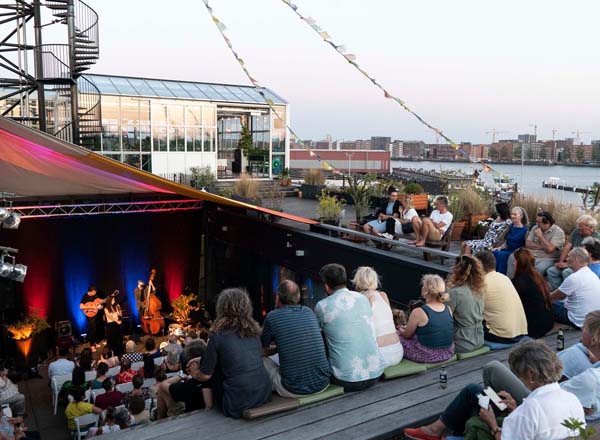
[130,362,144,372]
[1,404,12,418]
[74,412,99,440]
[107,366,121,378]
[84,370,97,382]
[51,373,72,415]
[84,389,92,403]
[115,382,133,393]
[91,388,106,402]
[153,356,165,366]
[144,398,154,412]
[166,372,180,379]
[142,378,156,388]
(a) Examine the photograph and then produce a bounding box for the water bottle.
[439,368,448,389]
[557,329,565,351]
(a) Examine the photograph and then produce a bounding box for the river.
[391,160,599,205]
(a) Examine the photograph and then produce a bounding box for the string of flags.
[201,0,342,174]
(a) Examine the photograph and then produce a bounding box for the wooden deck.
[109,329,582,440]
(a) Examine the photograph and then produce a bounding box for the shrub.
[304,169,326,186]
[455,187,490,217]
[233,173,259,199]
[190,166,216,189]
[404,182,424,194]
[317,190,345,222]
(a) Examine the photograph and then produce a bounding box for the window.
[140,126,151,152]
[204,127,215,152]
[202,107,215,127]
[123,154,141,169]
[141,154,152,172]
[151,101,168,126]
[122,126,139,151]
[102,124,120,151]
[152,126,167,152]
[186,127,202,152]
[101,96,120,125]
[186,106,202,126]
[169,127,185,152]
[168,104,185,127]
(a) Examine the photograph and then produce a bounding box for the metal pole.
[67,0,79,144]
[32,0,46,132]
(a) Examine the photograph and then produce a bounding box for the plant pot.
[451,221,466,241]
[280,177,291,187]
[301,184,325,200]
[464,214,489,233]
[345,222,370,243]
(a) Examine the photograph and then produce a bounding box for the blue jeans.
[547,266,574,291]
[552,301,579,328]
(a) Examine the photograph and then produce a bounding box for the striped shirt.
[261,305,331,395]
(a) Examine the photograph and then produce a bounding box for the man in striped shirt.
[261,280,331,397]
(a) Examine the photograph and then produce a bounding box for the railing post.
[32,0,46,132]
[66,0,79,144]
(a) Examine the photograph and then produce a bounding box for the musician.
[104,291,123,356]
[133,280,146,321]
[79,285,103,348]
[188,300,211,329]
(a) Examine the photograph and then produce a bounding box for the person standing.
[104,291,123,356]
[133,280,146,321]
[79,285,103,349]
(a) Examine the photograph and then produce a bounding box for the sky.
[78,0,600,144]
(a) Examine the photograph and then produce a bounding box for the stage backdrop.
[0,210,202,335]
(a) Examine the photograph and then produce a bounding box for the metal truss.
[12,198,202,219]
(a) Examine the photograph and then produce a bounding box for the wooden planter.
[451,221,466,241]
[300,184,325,200]
[344,222,370,243]
[464,214,489,234]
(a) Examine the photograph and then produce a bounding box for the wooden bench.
[423,222,454,262]
[399,193,429,214]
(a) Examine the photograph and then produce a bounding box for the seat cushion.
[296,384,344,406]
[423,354,458,369]
[382,359,427,379]
[456,346,491,360]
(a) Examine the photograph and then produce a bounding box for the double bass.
[141,269,165,335]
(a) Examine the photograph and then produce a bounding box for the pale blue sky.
[84,0,600,143]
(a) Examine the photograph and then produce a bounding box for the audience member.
[411,196,453,247]
[462,203,511,255]
[511,248,554,338]
[558,311,600,380]
[139,354,156,379]
[128,395,150,426]
[363,186,402,239]
[551,247,600,328]
[125,375,149,402]
[144,338,161,360]
[85,406,121,436]
[0,361,25,417]
[48,346,75,383]
[315,264,384,391]
[583,237,600,278]
[157,339,210,419]
[161,334,182,358]
[189,288,271,419]
[115,358,137,384]
[114,406,131,430]
[390,195,419,237]
[492,206,529,276]
[64,388,102,431]
[476,251,528,344]
[446,255,486,353]
[352,267,403,368]
[99,347,119,369]
[405,341,584,440]
[122,340,143,364]
[148,369,167,400]
[547,214,600,290]
[160,350,181,374]
[94,378,123,410]
[521,210,565,276]
[91,362,109,390]
[261,280,331,397]
[399,275,454,363]
[71,347,94,388]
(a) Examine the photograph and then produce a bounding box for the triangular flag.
[304,17,316,25]
[344,54,356,61]
[319,31,331,40]
[336,45,347,53]
[309,150,316,157]
[384,90,392,99]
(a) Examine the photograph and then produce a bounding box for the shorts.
[168,378,206,412]
[366,219,387,233]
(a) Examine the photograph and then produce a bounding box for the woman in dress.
[104,292,123,356]
[446,255,486,353]
[352,266,404,368]
[492,206,529,275]
[398,275,454,363]
[511,248,554,338]
[461,203,511,255]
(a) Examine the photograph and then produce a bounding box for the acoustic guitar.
[81,298,106,318]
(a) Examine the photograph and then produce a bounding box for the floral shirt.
[315,288,384,382]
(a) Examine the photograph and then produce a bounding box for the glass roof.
[82,74,286,105]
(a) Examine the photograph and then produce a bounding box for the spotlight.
[0,207,20,229]
[0,247,27,283]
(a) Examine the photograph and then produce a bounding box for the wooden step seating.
[243,384,344,419]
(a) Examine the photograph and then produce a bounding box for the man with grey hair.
[550,247,600,328]
[411,195,453,247]
[261,280,330,397]
[583,237,600,278]
[547,214,600,289]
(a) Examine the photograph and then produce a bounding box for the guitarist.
[79,285,103,350]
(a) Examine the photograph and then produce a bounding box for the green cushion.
[423,354,458,369]
[296,384,344,406]
[382,359,427,379]
[456,346,491,360]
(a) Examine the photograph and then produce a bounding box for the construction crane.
[571,130,591,145]
[485,129,508,144]
[552,128,559,140]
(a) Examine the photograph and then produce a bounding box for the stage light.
[0,247,27,283]
[0,207,20,229]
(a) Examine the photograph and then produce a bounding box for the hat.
[125,340,135,352]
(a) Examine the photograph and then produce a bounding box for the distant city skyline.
[87,0,600,143]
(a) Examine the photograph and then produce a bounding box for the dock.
[542,180,593,194]
[109,329,583,440]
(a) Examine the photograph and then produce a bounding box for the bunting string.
[201,0,342,175]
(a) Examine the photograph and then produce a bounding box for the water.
[391,160,600,205]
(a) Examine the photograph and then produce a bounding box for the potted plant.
[171,292,199,324]
[317,190,345,227]
[279,168,292,186]
[404,182,424,195]
[345,174,376,224]
[8,309,50,368]
[190,165,216,191]
[232,173,260,204]
[301,169,326,200]
[447,193,466,240]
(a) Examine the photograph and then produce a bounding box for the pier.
[542,179,595,194]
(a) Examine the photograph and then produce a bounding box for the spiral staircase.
[0,0,102,149]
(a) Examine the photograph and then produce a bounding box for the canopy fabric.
[0,117,317,225]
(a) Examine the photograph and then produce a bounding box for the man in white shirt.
[411,195,453,247]
[550,247,600,328]
[48,345,75,383]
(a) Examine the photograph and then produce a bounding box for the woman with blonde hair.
[187,288,271,419]
[446,255,486,353]
[492,205,529,275]
[398,274,454,363]
[352,267,403,368]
